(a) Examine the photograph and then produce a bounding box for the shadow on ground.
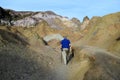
[0,49,62,80]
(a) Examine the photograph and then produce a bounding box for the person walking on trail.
[60,36,71,65]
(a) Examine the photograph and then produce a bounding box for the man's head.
[63,36,67,39]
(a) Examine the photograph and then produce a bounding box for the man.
[60,36,71,65]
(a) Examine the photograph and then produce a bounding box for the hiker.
[60,36,71,65]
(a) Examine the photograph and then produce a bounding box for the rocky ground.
[0,7,120,80]
[0,30,120,80]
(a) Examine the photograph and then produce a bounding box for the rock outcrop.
[0,7,12,26]
[80,16,90,30]
[0,7,81,29]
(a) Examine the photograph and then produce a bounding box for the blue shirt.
[61,38,70,49]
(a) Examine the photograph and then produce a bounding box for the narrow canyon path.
[29,45,120,80]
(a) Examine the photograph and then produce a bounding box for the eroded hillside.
[77,12,120,56]
[0,7,120,80]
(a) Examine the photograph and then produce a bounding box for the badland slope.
[0,7,120,80]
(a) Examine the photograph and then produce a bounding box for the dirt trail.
[67,60,90,80]
[29,45,90,80]
[29,45,120,80]
[81,45,120,59]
